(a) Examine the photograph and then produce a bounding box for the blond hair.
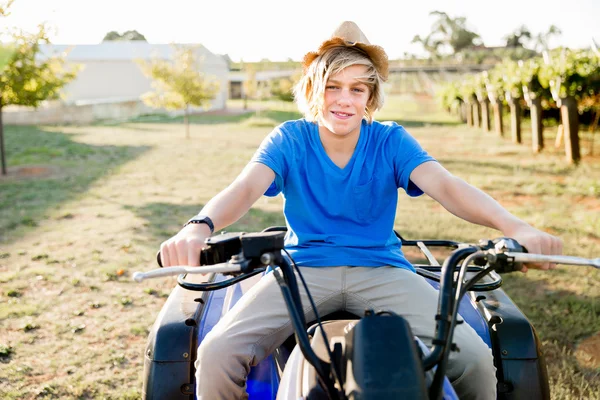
[294,46,385,123]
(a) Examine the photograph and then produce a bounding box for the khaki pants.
[195,266,497,400]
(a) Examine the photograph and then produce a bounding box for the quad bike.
[133,227,599,399]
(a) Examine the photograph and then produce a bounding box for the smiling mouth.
[332,111,354,117]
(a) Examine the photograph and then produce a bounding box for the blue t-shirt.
[251,119,436,271]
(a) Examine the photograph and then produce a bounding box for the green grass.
[0,125,149,242]
[0,95,598,399]
[123,110,254,125]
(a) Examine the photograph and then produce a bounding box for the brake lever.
[478,238,526,273]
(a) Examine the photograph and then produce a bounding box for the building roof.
[39,42,227,66]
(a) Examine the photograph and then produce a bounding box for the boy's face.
[319,64,370,139]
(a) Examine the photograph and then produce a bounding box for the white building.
[4,41,230,125]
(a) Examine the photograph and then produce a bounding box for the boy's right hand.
[159,223,213,267]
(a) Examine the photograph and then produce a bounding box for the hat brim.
[302,37,389,81]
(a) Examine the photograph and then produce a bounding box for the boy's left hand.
[503,225,563,272]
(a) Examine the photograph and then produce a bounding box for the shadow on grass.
[127,202,286,245]
[105,111,257,126]
[129,109,304,127]
[258,110,303,123]
[0,125,150,244]
[501,271,600,386]
[503,271,600,340]
[439,158,577,177]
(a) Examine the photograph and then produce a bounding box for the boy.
[160,21,562,400]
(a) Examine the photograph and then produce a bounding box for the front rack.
[397,233,503,291]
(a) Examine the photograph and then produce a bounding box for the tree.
[0,1,15,65]
[102,31,121,41]
[534,25,562,52]
[538,48,600,162]
[0,24,78,175]
[427,11,482,54]
[410,34,442,59]
[137,45,219,139]
[271,71,302,102]
[242,64,257,110]
[270,78,294,102]
[102,30,147,42]
[0,0,14,16]
[0,44,13,67]
[504,25,533,48]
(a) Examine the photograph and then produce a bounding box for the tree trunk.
[492,102,504,137]
[591,110,600,134]
[507,97,522,144]
[560,96,580,164]
[480,99,491,132]
[530,97,544,153]
[459,101,467,123]
[590,110,599,156]
[466,102,473,126]
[472,101,481,128]
[555,124,564,148]
[184,105,190,140]
[0,104,6,176]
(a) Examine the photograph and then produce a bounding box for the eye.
[352,87,366,93]
[326,85,339,90]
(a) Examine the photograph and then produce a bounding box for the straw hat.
[302,21,389,81]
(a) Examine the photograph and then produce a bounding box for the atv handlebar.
[137,233,598,283]
[132,263,243,282]
[504,252,600,268]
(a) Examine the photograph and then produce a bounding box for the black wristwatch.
[183,215,215,234]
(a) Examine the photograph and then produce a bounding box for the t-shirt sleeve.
[389,124,437,197]
[250,125,289,197]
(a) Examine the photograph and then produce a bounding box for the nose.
[336,89,352,106]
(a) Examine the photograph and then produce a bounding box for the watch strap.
[184,215,215,234]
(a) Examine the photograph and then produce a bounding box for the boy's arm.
[160,162,275,267]
[410,161,563,271]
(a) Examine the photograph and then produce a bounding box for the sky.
[3,0,599,61]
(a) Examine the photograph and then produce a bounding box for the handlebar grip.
[156,251,203,268]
